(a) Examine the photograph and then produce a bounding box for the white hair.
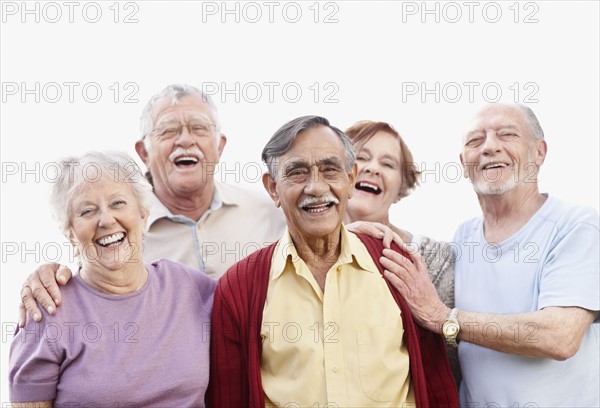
[139,84,222,150]
[49,151,153,238]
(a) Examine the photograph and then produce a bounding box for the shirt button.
[336,266,341,272]
[332,366,339,373]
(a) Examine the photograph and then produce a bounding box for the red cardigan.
[207,233,458,407]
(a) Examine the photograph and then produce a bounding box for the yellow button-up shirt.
[261,226,414,407]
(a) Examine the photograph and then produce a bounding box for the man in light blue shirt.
[382,103,599,407]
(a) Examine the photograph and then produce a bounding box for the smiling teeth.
[299,196,338,213]
[483,163,507,169]
[175,156,199,163]
[97,232,125,246]
[356,181,382,194]
[358,182,378,189]
[304,203,331,213]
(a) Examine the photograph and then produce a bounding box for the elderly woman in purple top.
[9,151,215,407]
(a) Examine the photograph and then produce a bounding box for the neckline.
[73,264,153,300]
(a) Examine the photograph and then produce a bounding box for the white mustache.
[298,194,340,208]
[169,147,205,163]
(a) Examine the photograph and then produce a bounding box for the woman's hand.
[345,220,405,248]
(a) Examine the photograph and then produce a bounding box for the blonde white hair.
[49,151,153,238]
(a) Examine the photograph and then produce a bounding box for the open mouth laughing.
[169,148,204,168]
[96,232,126,247]
[174,155,199,167]
[355,181,382,195]
[480,161,509,170]
[298,196,340,214]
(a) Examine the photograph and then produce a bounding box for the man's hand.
[19,263,73,327]
[380,245,448,332]
[345,221,405,249]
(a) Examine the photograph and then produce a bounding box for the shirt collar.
[270,225,377,280]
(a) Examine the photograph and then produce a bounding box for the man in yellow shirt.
[208,115,457,407]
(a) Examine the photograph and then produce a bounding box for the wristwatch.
[442,308,460,348]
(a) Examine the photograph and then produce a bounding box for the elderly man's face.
[264,126,356,242]
[460,105,546,196]
[135,95,226,198]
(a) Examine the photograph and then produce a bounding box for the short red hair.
[345,120,421,199]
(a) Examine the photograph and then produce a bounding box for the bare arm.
[381,247,599,360]
[19,263,73,327]
[456,306,597,360]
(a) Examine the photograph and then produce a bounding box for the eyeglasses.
[149,122,216,140]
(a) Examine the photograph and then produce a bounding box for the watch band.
[442,307,460,348]
[448,307,459,321]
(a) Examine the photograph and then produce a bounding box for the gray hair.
[139,84,222,144]
[516,104,545,140]
[49,151,153,238]
[261,115,356,178]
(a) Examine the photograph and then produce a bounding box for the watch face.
[443,322,459,337]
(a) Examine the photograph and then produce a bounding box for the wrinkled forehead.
[291,128,345,157]
[152,94,216,125]
[69,176,135,206]
[467,105,526,135]
[274,128,347,171]
[280,150,345,170]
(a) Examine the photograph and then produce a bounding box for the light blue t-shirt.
[454,195,599,407]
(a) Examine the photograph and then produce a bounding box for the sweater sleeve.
[419,236,456,308]
[207,265,250,407]
[9,318,61,402]
[207,243,276,408]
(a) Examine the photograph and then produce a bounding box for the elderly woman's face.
[68,178,147,272]
[349,131,403,222]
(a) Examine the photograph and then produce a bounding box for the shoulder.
[217,182,282,218]
[38,276,93,322]
[217,243,278,292]
[453,216,482,241]
[217,182,271,204]
[149,259,217,299]
[418,236,455,260]
[215,182,285,238]
[542,196,599,230]
[353,232,408,260]
[353,232,384,251]
[150,258,214,283]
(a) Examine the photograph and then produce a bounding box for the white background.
[1,0,598,401]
